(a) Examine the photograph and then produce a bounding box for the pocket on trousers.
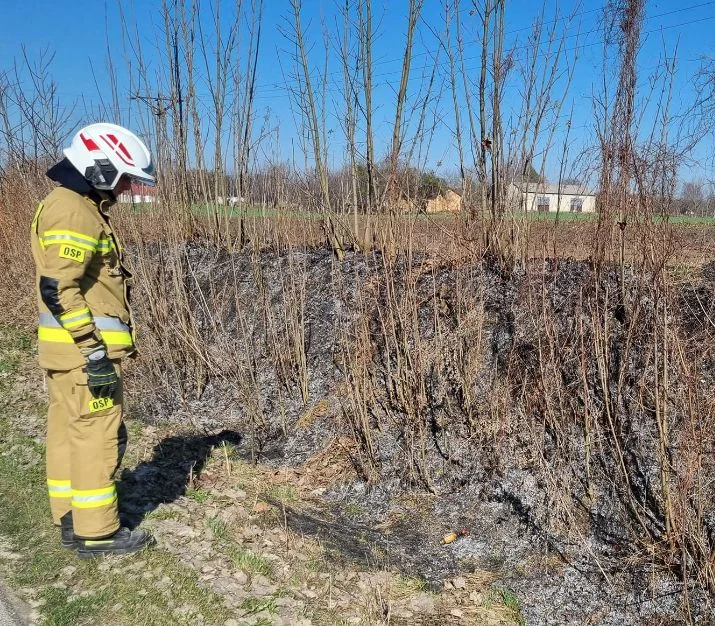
[70,369,116,417]
[70,367,90,387]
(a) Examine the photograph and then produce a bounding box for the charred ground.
[125,242,715,624]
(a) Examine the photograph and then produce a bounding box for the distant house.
[216,196,244,207]
[425,189,462,213]
[117,182,157,204]
[508,181,597,214]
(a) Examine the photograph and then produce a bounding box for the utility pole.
[131,92,174,174]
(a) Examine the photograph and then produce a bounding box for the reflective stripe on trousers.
[71,485,118,509]
[58,307,92,330]
[47,478,72,499]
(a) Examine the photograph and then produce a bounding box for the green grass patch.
[241,596,278,615]
[396,575,431,594]
[144,507,182,522]
[124,418,145,439]
[206,515,231,541]
[498,587,520,609]
[0,327,33,374]
[344,503,364,516]
[495,587,526,626]
[186,487,211,503]
[510,210,598,222]
[42,587,110,626]
[265,484,298,503]
[303,556,324,573]
[219,441,241,461]
[192,203,325,220]
[228,546,273,576]
[655,214,715,225]
[0,326,234,626]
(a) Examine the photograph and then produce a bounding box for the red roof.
[130,181,157,196]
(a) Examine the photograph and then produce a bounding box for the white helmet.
[64,123,156,190]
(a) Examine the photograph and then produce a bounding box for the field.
[3,0,715,621]
[2,186,715,623]
[174,205,715,265]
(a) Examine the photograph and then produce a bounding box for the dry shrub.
[0,168,52,328]
[2,162,715,607]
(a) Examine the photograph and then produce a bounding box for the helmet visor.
[126,163,156,187]
[142,163,156,184]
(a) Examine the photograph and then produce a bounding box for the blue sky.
[1,1,714,185]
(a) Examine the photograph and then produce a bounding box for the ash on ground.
[126,243,715,625]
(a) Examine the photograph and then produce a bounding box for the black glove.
[85,349,119,399]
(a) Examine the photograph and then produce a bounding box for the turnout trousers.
[45,362,126,538]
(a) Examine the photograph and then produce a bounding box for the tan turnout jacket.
[30,186,135,371]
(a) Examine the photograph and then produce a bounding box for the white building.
[509,181,597,214]
[116,182,157,204]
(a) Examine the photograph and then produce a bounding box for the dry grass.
[2,167,715,619]
[0,326,528,625]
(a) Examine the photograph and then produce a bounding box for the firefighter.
[30,123,156,557]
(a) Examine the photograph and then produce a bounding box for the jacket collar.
[46,158,117,209]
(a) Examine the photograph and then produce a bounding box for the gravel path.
[0,580,25,626]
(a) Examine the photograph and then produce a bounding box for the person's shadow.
[116,429,242,529]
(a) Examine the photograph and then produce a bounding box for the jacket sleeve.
[37,202,102,348]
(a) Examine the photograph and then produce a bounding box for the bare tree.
[384,0,425,208]
[358,0,378,214]
[337,0,363,247]
[476,0,494,214]
[444,1,466,196]
[0,48,75,170]
[284,0,344,259]
[236,0,264,201]
[595,0,646,265]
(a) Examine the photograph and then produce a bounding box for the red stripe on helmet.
[100,135,135,167]
[80,133,100,151]
[117,140,133,161]
[106,134,132,160]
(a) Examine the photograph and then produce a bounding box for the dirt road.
[0,580,25,625]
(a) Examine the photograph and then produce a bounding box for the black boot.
[76,527,156,559]
[60,512,79,550]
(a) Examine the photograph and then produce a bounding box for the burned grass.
[119,241,715,623]
[0,326,525,625]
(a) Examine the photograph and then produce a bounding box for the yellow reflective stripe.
[38,327,133,347]
[43,229,99,245]
[41,230,99,252]
[47,479,72,487]
[31,202,44,235]
[72,485,117,509]
[96,238,115,252]
[99,330,133,346]
[73,496,118,509]
[73,486,116,498]
[43,239,95,253]
[47,479,72,498]
[38,327,75,344]
[49,491,72,498]
[59,308,92,330]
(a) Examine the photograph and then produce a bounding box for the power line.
[52,4,715,106]
[247,9,715,101]
[238,1,714,101]
[130,93,175,116]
